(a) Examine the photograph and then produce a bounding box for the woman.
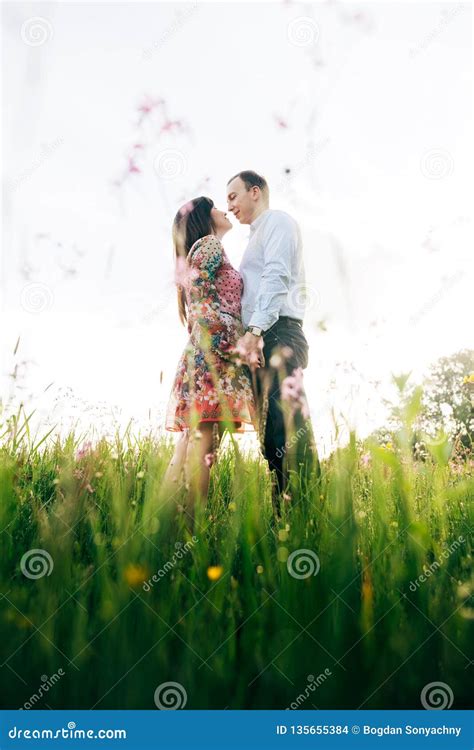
[164,196,256,517]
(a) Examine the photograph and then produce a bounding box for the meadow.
[0,404,472,711]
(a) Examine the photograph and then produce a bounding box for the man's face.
[226,177,258,224]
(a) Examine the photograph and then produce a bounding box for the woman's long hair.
[173,196,216,325]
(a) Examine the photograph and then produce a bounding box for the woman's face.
[211,207,232,238]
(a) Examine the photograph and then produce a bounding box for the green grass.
[0,409,472,710]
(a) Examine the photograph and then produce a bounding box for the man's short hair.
[227,170,269,196]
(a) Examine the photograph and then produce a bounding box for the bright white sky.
[1,1,472,457]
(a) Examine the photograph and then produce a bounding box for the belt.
[277,316,303,327]
[264,316,303,333]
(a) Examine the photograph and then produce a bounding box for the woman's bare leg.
[184,422,222,522]
[162,431,189,493]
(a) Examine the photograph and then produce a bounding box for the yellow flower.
[385,442,393,451]
[463,373,474,385]
[123,563,150,589]
[207,565,223,581]
[5,609,33,629]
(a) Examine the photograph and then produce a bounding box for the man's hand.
[237,331,265,370]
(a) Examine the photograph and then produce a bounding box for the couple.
[164,170,315,517]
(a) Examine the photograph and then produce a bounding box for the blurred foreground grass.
[0,408,473,710]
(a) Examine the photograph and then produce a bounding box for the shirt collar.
[250,208,270,233]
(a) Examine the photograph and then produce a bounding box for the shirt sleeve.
[187,235,236,362]
[247,214,296,331]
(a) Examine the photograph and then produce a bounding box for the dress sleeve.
[187,235,236,362]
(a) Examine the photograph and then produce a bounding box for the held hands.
[236,331,265,370]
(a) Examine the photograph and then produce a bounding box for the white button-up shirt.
[239,208,306,331]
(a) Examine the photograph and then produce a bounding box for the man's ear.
[251,186,260,201]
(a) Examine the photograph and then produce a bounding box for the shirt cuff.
[247,311,278,332]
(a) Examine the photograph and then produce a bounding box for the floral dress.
[165,235,256,432]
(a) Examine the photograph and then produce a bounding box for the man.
[226,170,316,503]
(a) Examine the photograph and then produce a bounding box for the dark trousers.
[252,317,315,495]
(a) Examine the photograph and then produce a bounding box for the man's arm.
[238,213,297,370]
[247,213,296,331]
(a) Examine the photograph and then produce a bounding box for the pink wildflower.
[127,157,141,174]
[281,367,310,419]
[360,452,371,468]
[179,201,194,217]
[204,452,215,468]
[75,441,93,461]
[174,256,190,287]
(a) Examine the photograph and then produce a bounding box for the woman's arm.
[188,235,236,362]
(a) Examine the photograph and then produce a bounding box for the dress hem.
[165,417,256,433]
